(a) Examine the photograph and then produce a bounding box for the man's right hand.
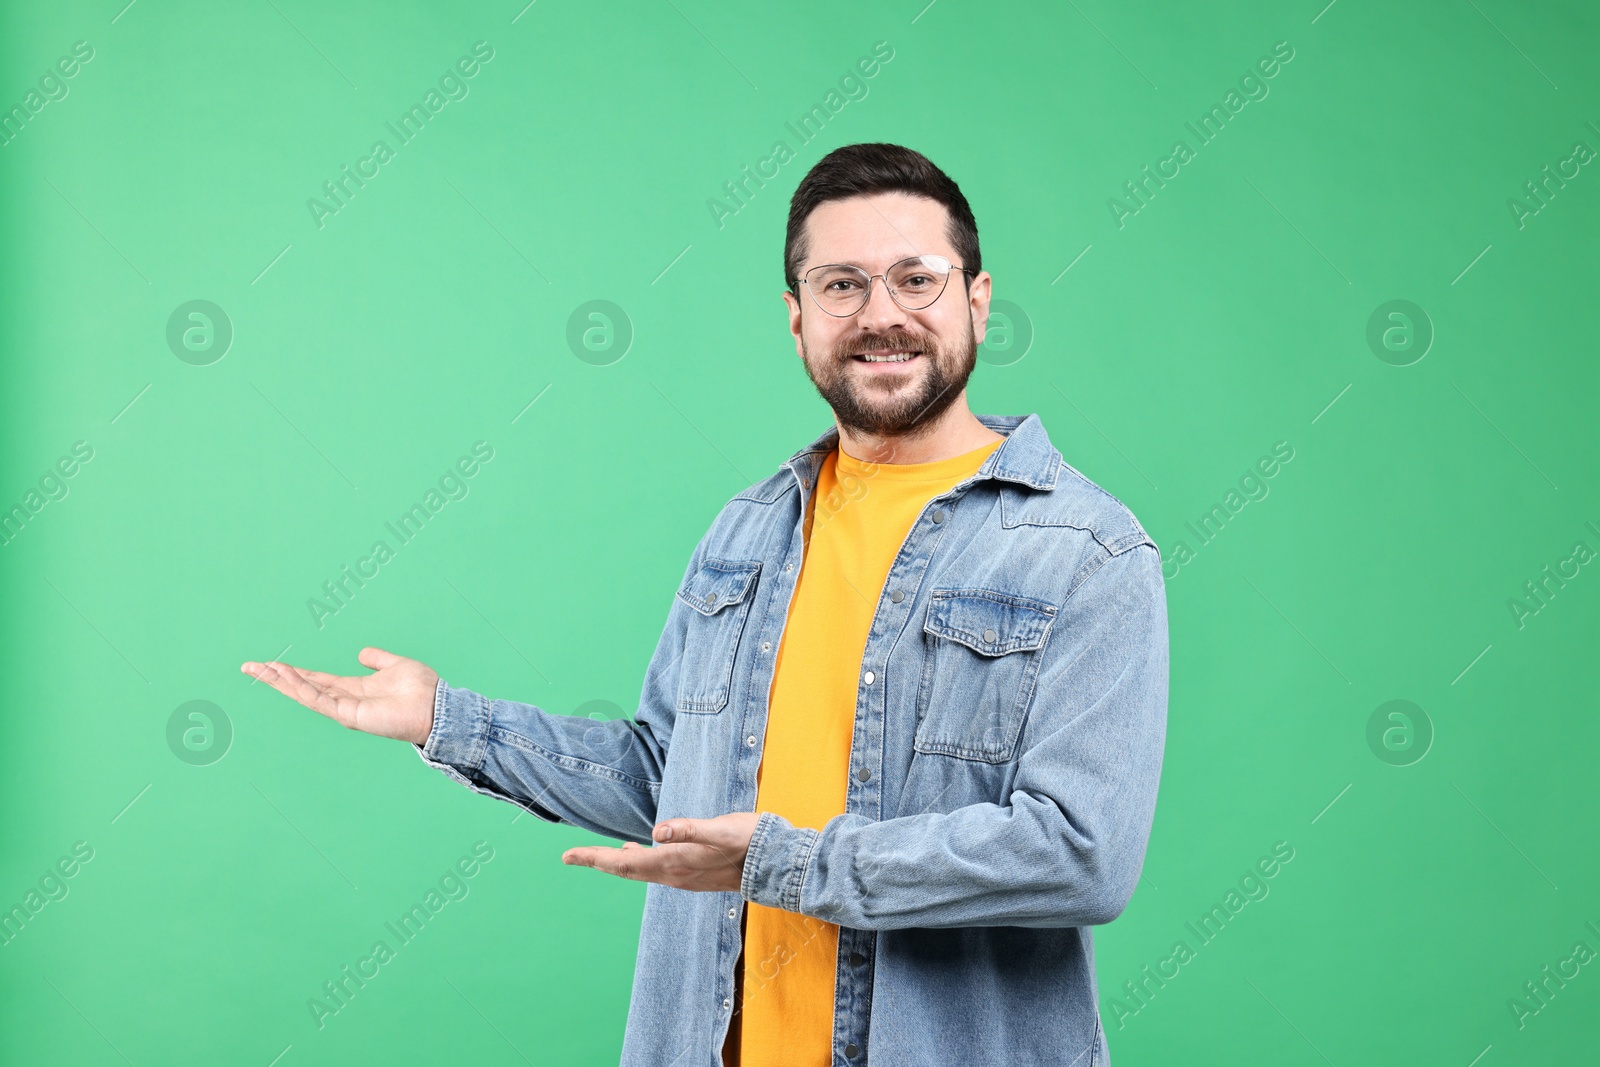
[240,647,439,746]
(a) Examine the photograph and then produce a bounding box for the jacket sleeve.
[739,543,1169,930]
[411,533,710,845]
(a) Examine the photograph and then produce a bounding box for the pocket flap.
[924,589,1056,656]
[677,558,762,616]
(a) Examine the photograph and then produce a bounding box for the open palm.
[240,646,438,745]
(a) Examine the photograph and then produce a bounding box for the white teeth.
[860,352,916,362]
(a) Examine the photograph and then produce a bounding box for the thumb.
[358,646,404,672]
[653,819,699,843]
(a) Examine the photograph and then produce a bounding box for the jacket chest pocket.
[913,589,1057,763]
[674,558,762,714]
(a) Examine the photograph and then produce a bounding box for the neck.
[835,403,1004,465]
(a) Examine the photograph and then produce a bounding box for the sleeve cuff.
[740,810,821,913]
[412,678,493,771]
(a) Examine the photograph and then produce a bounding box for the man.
[242,143,1169,1066]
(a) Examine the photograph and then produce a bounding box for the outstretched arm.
[242,534,709,846]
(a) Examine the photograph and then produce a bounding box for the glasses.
[793,254,974,317]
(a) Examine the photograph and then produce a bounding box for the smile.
[854,351,920,363]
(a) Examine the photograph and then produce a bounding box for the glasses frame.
[792,254,976,318]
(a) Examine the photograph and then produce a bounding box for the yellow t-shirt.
[724,434,1004,1067]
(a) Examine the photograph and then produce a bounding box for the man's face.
[783,192,992,440]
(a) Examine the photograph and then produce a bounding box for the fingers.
[260,660,317,701]
[564,842,665,877]
[240,660,292,686]
[244,660,341,720]
[563,845,640,880]
[562,840,741,893]
[242,655,368,698]
[294,667,358,690]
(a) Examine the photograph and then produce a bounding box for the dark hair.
[784,143,980,293]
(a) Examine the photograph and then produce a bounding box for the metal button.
[785,563,794,573]
[983,628,997,643]
[855,767,870,782]
[723,998,732,1010]
[845,1043,860,1057]
[890,589,904,603]
[706,592,718,605]
[746,735,757,747]
[931,508,946,523]
[761,641,772,652]
[863,670,875,685]
[849,952,866,967]
[728,906,738,919]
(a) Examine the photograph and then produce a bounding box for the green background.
[2,0,1595,1063]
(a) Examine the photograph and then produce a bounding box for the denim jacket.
[414,412,1169,1066]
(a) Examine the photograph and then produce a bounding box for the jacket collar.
[782,412,1062,492]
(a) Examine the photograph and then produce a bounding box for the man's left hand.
[561,811,761,892]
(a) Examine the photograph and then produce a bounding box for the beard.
[798,319,978,440]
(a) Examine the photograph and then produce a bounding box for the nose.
[853,273,908,334]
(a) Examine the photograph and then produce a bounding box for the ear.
[968,271,994,349]
[782,289,805,359]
